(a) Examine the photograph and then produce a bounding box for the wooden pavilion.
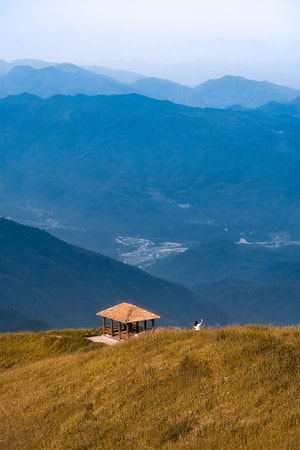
[96,302,160,340]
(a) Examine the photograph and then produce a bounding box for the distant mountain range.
[0,218,230,331]
[0,59,144,83]
[0,59,299,108]
[1,92,300,259]
[1,62,300,328]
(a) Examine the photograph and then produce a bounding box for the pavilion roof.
[96,302,160,323]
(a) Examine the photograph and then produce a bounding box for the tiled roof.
[96,302,160,323]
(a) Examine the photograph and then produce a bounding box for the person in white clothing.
[194,319,203,330]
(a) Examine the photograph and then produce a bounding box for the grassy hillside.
[0,326,299,449]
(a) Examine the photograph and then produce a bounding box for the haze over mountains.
[1,59,299,108]
[1,59,300,329]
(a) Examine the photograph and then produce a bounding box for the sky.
[1,0,300,87]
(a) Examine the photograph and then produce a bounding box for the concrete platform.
[87,334,121,346]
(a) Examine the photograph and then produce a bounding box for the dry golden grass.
[0,325,299,449]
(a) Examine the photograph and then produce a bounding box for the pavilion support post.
[102,317,106,335]
[144,320,147,332]
[136,321,139,333]
[151,319,155,331]
[126,323,129,339]
[110,319,114,337]
[118,322,122,340]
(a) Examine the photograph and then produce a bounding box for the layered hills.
[0,60,299,108]
[1,69,300,328]
[1,92,300,257]
[0,64,132,98]
[0,218,229,330]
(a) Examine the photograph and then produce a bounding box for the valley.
[115,236,189,268]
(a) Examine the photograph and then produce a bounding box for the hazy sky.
[1,0,300,87]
